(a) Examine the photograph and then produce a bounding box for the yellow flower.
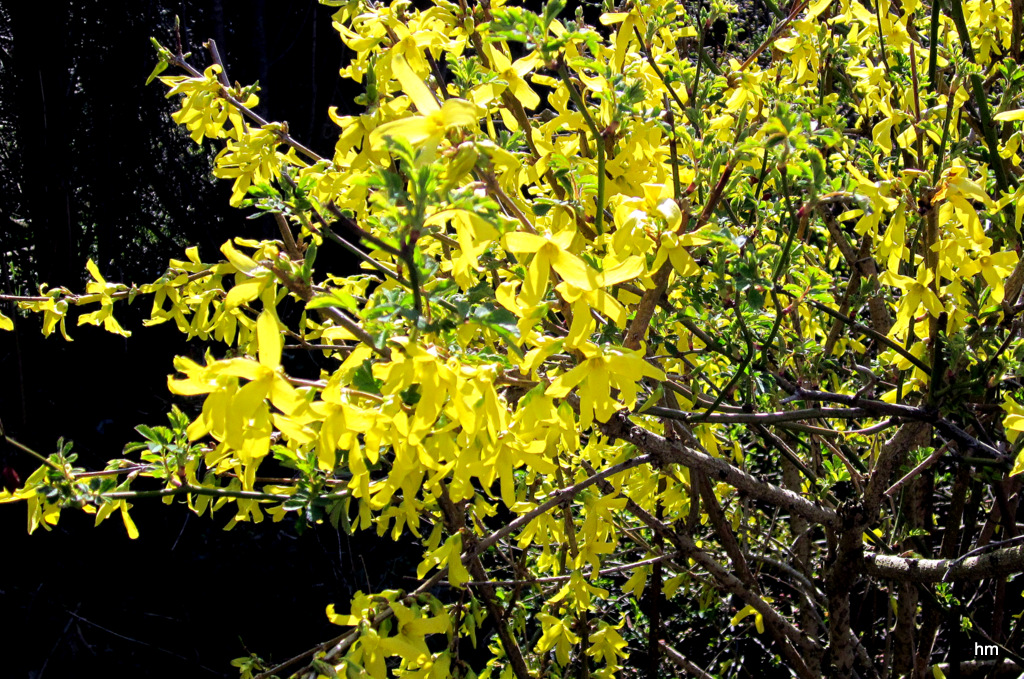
[730,604,765,634]
[536,613,580,666]
[879,265,944,335]
[503,230,600,307]
[545,344,665,428]
[961,251,1018,303]
[369,54,482,156]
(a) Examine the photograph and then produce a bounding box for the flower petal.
[392,53,440,114]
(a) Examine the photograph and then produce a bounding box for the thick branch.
[863,421,930,518]
[864,543,1024,582]
[698,474,759,592]
[599,411,838,529]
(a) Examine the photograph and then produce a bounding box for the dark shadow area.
[0,2,409,677]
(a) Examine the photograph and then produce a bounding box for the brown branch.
[467,553,534,679]
[435,484,533,679]
[931,660,1024,677]
[659,641,715,679]
[623,262,672,351]
[736,0,811,72]
[799,298,921,371]
[698,474,759,592]
[577,461,817,676]
[826,503,868,679]
[884,440,951,497]
[644,404,874,424]
[598,410,839,529]
[167,52,324,163]
[864,542,1024,582]
[291,455,658,675]
[625,166,733,350]
[822,233,873,356]
[863,421,931,518]
[1,269,216,304]
[274,213,302,261]
[449,555,675,588]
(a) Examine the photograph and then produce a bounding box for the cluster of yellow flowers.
[5,0,1024,675]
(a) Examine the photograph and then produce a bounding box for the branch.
[273,213,302,261]
[864,542,1024,582]
[101,483,348,505]
[798,298,929,373]
[578,459,818,679]
[884,440,951,497]
[697,474,759,592]
[774,388,929,421]
[451,554,675,588]
[659,641,715,679]
[598,410,839,529]
[472,454,656,556]
[672,531,816,677]
[167,52,324,163]
[644,404,872,424]
[0,269,216,304]
[467,553,533,679]
[863,421,930,518]
[557,61,606,235]
[930,660,1024,677]
[3,434,67,473]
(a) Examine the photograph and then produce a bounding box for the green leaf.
[543,0,567,29]
[351,359,383,395]
[400,384,422,406]
[301,241,318,281]
[638,384,665,413]
[307,292,359,312]
[806,148,825,190]
[145,58,169,85]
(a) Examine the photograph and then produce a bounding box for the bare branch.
[659,641,715,679]
[864,542,1024,582]
[599,410,839,529]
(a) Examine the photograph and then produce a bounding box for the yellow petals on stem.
[546,344,665,428]
[119,501,140,540]
[587,620,629,667]
[416,532,471,587]
[503,230,599,307]
[368,54,482,155]
[879,266,944,335]
[536,613,580,666]
[76,259,132,337]
[256,310,283,369]
[730,604,765,634]
[485,44,542,110]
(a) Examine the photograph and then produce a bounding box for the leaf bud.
[2,466,20,493]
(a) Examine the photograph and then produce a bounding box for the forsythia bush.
[5,0,1024,676]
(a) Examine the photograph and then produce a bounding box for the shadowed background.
[0,3,389,677]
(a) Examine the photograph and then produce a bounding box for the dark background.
[0,2,409,677]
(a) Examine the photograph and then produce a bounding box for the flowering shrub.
[5,0,1024,676]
